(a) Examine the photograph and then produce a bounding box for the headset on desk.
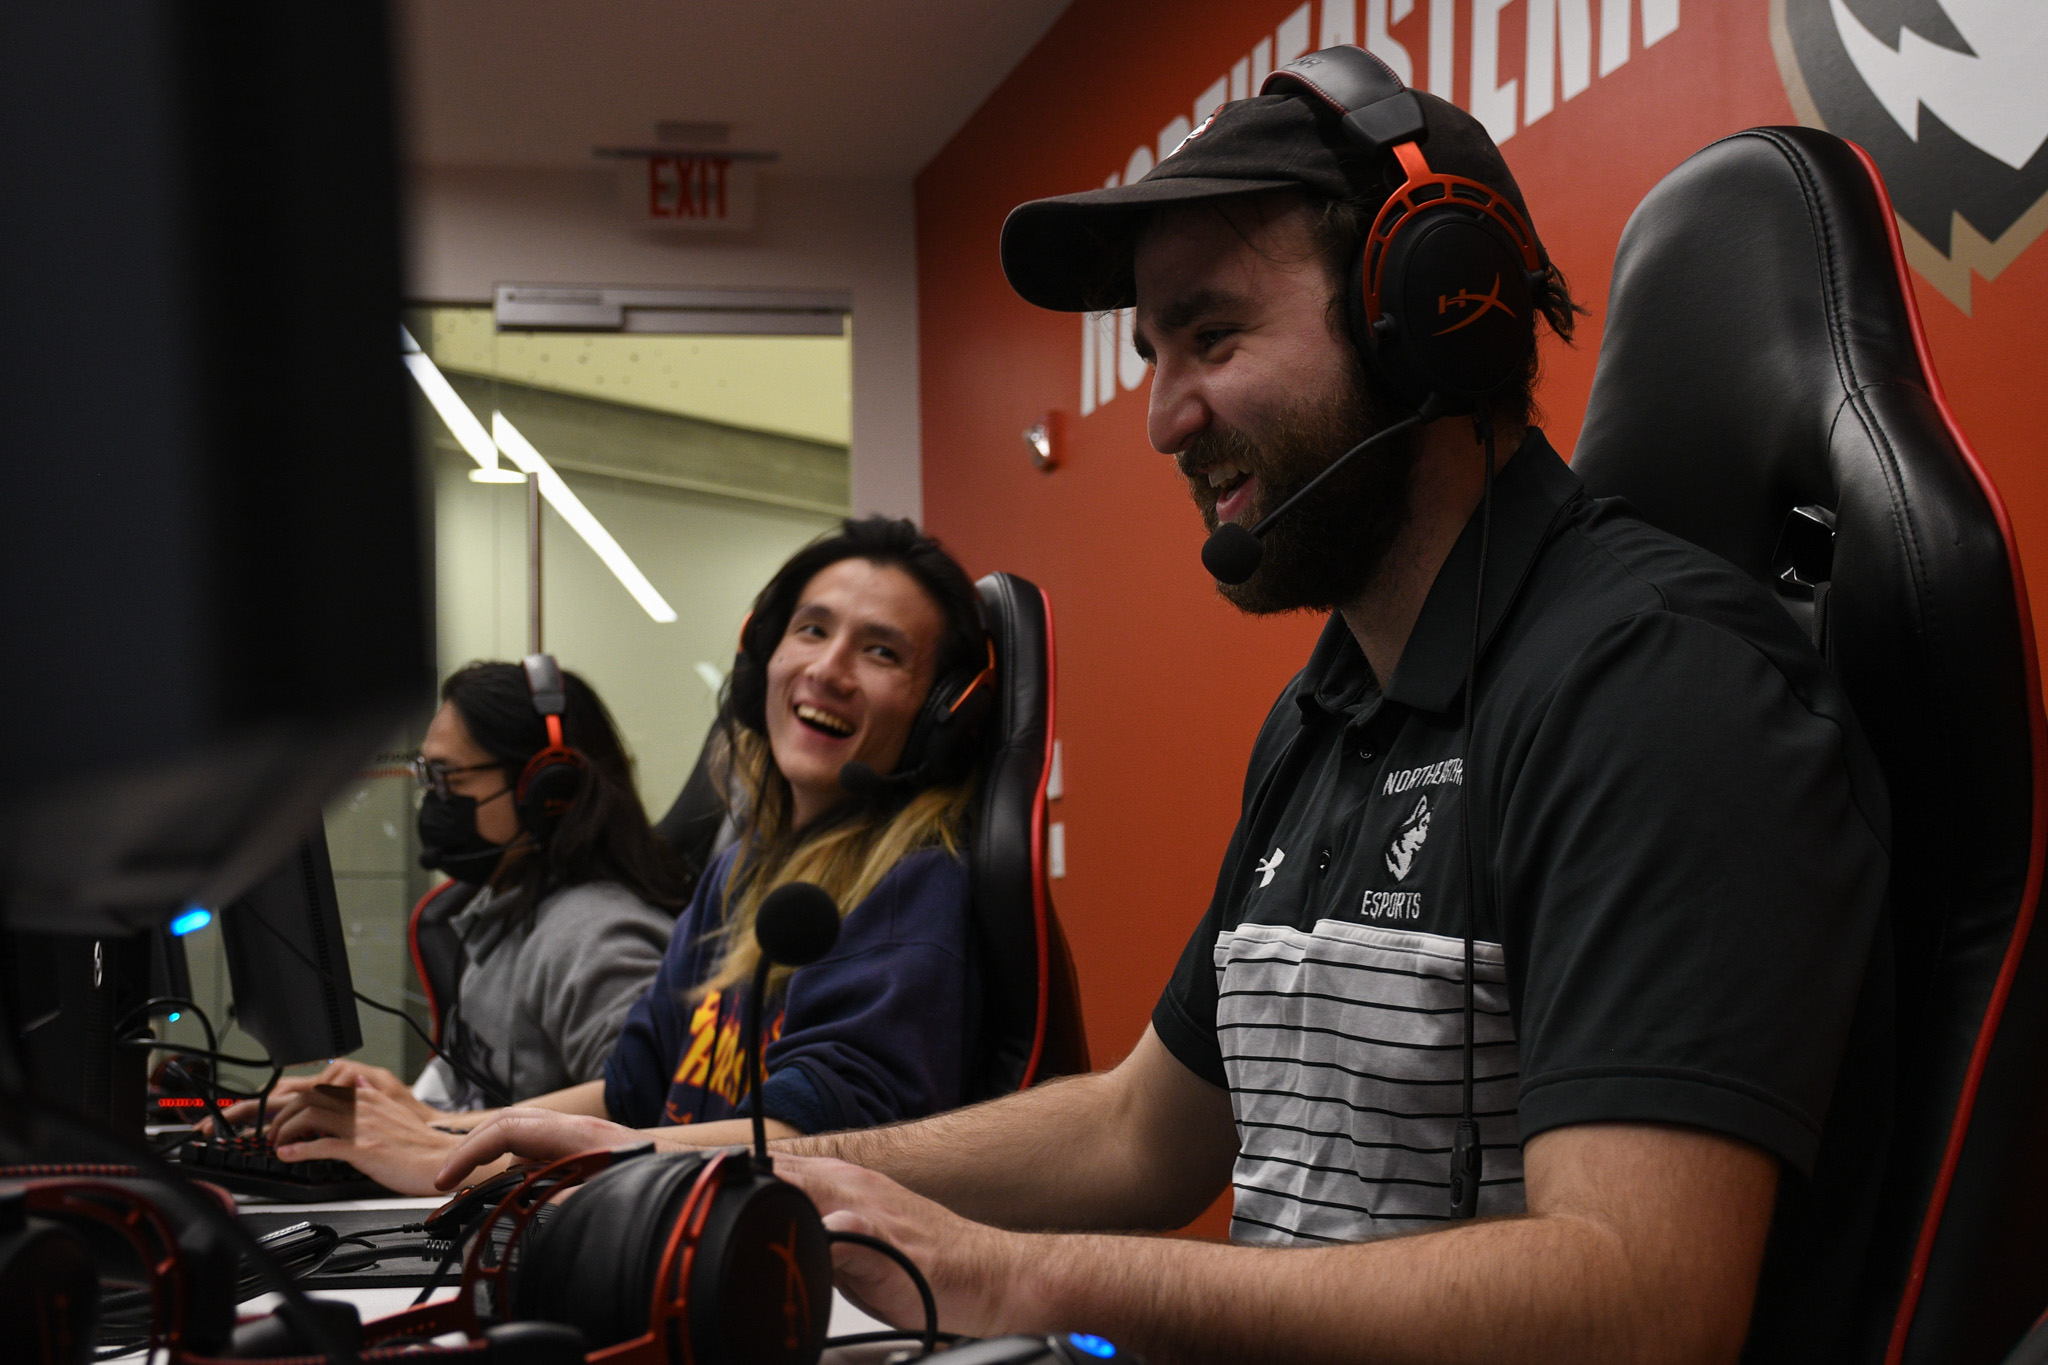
[0,881,1142,1365]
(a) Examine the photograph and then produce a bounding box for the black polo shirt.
[1154,432,1892,1359]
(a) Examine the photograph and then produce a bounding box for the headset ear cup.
[514,1153,709,1347]
[730,627,772,734]
[926,669,995,780]
[515,750,587,840]
[891,672,962,778]
[1374,208,1534,405]
[685,1171,833,1365]
[1348,248,1430,411]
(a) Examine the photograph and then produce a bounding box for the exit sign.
[622,154,759,231]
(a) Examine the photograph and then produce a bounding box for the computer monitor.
[1,929,154,1137]
[0,7,430,943]
[218,828,363,1068]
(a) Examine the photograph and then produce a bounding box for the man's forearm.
[787,1118,1777,1365]
[779,1029,1237,1231]
[998,1206,1742,1365]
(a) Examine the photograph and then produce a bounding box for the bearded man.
[442,48,1891,1365]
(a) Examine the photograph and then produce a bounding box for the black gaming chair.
[653,570,1090,1097]
[1573,127,2048,1364]
[967,571,1090,1094]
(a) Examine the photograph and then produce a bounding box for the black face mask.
[417,791,511,884]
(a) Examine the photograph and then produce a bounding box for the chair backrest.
[653,715,734,904]
[969,571,1090,1097]
[1573,126,2048,1364]
[651,571,1090,1099]
[408,879,477,1045]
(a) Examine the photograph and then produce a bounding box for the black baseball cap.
[1000,83,1540,313]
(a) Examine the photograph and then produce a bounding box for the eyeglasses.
[409,753,504,801]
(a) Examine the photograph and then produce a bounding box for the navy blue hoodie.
[603,843,978,1134]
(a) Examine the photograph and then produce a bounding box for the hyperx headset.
[1268,48,1545,408]
[0,1148,835,1364]
[513,652,589,840]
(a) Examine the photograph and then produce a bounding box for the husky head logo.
[1384,796,1431,882]
[1166,106,1224,162]
[1772,0,2048,310]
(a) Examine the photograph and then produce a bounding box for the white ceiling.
[397,0,1074,179]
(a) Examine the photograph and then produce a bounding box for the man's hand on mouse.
[771,1153,1038,1337]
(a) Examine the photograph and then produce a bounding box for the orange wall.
[916,0,2048,1148]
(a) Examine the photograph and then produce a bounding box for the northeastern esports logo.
[1771,0,2048,310]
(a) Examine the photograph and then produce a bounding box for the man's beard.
[1181,364,1421,615]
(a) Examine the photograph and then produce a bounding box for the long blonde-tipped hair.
[695,725,973,998]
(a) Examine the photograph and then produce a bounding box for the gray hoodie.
[412,880,672,1110]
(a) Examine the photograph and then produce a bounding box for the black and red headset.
[514,653,589,839]
[1,1149,830,1365]
[374,1144,833,1365]
[1262,45,1547,412]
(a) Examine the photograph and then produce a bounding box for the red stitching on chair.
[409,882,450,1046]
[1848,137,2048,1365]
[1019,584,1059,1089]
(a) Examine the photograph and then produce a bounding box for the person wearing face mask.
[216,662,684,1135]
[258,516,991,1195]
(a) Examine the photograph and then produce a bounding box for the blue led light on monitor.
[169,906,212,937]
[1067,1334,1116,1359]
[167,1012,182,1023]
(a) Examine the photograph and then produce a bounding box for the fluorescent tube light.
[401,326,505,472]
[401,325,676,624]
[493,412,679,624]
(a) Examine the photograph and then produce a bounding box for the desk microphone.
[745,882,840,1170]
[1200,396,1441,585]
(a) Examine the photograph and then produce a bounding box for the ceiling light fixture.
[492,412,679,624]
[400,327,676,624]
[399,327,525,482]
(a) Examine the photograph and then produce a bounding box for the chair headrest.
[1576,126,1933,579]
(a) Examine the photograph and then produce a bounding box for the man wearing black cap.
[445,46,1890,1364]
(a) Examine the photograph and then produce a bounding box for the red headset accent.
[515,655,588,828]
[1361,139,1544,331]
[948,640,998,717]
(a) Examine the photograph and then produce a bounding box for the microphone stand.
[745,951,774,1174]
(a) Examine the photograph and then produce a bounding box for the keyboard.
[173,1132,393,1202]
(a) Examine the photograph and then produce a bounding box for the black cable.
[331,1220,427,1240]
[115,995,238,1136]
[116,1037,274,1070]
[1449,412,1498,1221]
[823,1330,966,1349]
[239,894,513,1107]
[252,1060,286,1133]
[411,1210,482,1305]
[2,1098,362,1363]
[746,951,773,1170]
[410,1239,464,1305]
[827,1230,939,1359]
[315,1237,437,1275]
